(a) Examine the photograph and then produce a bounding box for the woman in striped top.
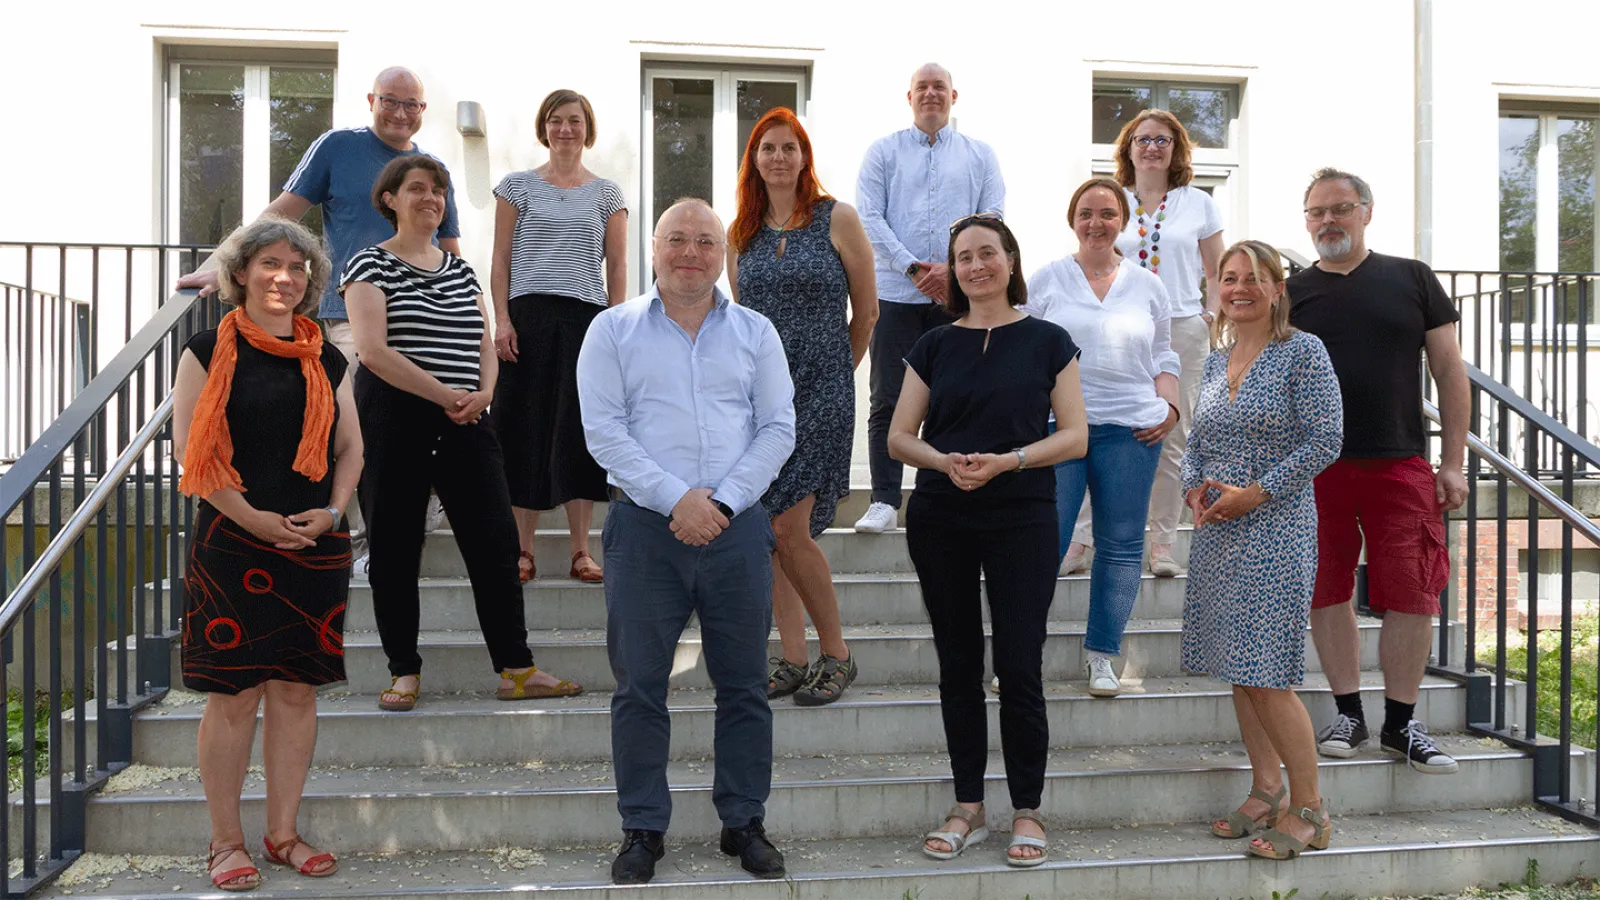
[490,89,628,585]
[343,155,583,711]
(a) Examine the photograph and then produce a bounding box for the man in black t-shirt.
[1286,168,1469,776]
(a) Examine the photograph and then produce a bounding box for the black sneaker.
[767,657,809,699]
[611,829,665,884]
[793,653,857,707]
[720,817,785,878]
[1315,713,1369,759]
[1380,719,1459,774]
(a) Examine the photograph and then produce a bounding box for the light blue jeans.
[1055,423,1163,656]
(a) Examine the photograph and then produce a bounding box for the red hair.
[729,108,831,255]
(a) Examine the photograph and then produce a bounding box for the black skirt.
[182,503,349,694]
[491,293,609,509]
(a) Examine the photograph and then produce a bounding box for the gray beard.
[1315,231,1354,261]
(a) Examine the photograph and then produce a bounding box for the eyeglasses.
[375,95,426,115]
[949,211,1004,234]
[1303,202,1367,221]
[657,234,723,251]
[1134,136,1173,149]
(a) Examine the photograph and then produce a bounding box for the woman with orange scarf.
[174,217,363,891]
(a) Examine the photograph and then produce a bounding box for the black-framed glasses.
[1134,136,1173,148]
[949,211,1004,234]
[375,95,426,115]
[1303,202,1366,221]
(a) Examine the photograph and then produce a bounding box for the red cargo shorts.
[1311,456,1449,616]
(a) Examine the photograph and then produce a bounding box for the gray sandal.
[923,805,989,860]
[1210,784,1287,838]
[767,657,809,699]
[1248,803,1332,860]
[1006,808,1048,867]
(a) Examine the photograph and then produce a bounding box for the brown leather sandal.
[378,675,420,712]
[263,834,337,877]
[569,549,604,583]
[517,550,537,584]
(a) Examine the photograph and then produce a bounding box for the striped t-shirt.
[493,170,627,306]
[340,247,485,391]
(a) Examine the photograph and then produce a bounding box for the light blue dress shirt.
[576,284,796,518]
[855,124,1006,305]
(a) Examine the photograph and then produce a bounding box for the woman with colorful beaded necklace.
[1059,110,1224,580]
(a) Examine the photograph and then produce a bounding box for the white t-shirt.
[1114,185,1222,319]
[1024,257,1179,429]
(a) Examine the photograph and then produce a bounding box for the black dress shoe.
[720,817,785,879]
[611,829,665,885]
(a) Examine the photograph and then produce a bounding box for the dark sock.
[1333,691,1366,724]
[1383,698,1415,735]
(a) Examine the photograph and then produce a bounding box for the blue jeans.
[603,501,776,832]
[1055,423,1162,655]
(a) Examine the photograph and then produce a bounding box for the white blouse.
[1024,256,1179,429]
[1114,185,1222,319]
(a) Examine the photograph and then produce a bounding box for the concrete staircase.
[39,499,1600,899]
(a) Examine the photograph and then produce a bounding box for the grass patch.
[1476,615,1599,745]
[5,690,60,791]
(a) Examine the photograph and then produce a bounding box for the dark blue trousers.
[603,501,776,832]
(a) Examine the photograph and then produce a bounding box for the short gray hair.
[1304,167,1373,206]
[213,217,331,316]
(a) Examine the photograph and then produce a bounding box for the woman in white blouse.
[1061,111,1223,579]
[1026,176,1180,698]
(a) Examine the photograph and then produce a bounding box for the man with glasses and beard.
[178,66,463,563]
[1287,167,1469,775]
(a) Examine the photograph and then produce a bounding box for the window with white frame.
[641,64,807,273]
[164,47,337,249]
[1499,102,1599,274]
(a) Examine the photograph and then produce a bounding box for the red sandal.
[570,549,604,583]
[263,834,338,877]
[206,842,260,892]
[517,550,537,584]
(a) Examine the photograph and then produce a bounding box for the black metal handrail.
[1,242,212,467]
[1424,363,1600,828]
[0,281,218,895]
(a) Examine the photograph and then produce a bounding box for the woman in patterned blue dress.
[1180,241,1343,860]
[728,107,878,706]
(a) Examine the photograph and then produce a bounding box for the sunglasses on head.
[948,211,1004,234]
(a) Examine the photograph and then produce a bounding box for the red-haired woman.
[727,107,877,706]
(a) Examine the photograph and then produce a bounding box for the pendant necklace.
[770,207,800,260]
[1134,192,1167,275]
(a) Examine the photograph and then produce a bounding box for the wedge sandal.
[922,805,989,860]
[1006,808,1049,867]
[1210,784,1287,838]
[1248,803,1331,860]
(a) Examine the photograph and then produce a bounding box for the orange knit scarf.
[179,309,335,497]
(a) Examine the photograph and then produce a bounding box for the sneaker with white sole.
[1059,543,1090,576]
[424,493,446,532]
[853,502,897,533]
[1085,656,1120,697]
[351,553,370,580]
[1380,719,1459,774]
[1148,545,1183,578]
[1315,713,1369,758]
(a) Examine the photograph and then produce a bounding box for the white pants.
[1073,313,1211,549]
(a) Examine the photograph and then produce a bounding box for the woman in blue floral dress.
[1179,241,1343,860]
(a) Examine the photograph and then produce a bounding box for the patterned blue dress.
[1180,331,1344,688]
[737,198,854,537]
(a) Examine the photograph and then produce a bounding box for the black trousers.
[905,494,1058,810]
[354,368,535,677]
[867,300,954,508]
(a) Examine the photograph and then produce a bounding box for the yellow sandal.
[497,666,584,701]
[378,675,420,712]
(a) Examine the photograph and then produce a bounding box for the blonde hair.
[1211,240,1295,349]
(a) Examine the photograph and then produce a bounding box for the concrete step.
[52,734,1536,854]
[340,570,1192,632]
[322,617,1450,694]
[35,808,1600,900]
[417,527,1195,578]
[91,674,1470,768]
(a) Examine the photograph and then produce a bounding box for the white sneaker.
[424,493,446,532]
[1148,545,1183,578]
[1085,655,1121,697]
[854,502,897,533]
[351,553,370,580]
[1059,542,1090,576]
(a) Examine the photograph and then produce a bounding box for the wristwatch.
[1013,448,1028,471]
[712,500,735,520]
[906,262,922,278]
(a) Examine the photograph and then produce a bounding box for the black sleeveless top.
[184,328,349,516]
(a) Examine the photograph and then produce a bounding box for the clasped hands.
[244,506,335,550]
[441,388,491,425]
[939,452,1018,492]
[1185,478,1268,528]
[670,488,730,546]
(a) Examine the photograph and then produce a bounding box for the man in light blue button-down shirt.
[576,199,795,886]
[854,63,1006,532]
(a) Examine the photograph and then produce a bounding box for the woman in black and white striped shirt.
[490,88,627,586]
[343,155,583,712]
